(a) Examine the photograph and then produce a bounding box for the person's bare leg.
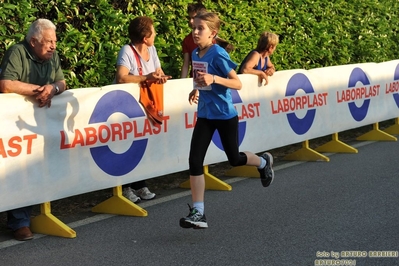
[190,174,205,202]
[243,151,262,166]
[179,174,208,229]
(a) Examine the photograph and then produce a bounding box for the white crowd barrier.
[1,60,399,212]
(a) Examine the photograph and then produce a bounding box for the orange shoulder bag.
[130,44,164,125]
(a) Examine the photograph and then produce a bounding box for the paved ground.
[0,139,398,266]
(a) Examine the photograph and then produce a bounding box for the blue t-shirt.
[191,44,238,120]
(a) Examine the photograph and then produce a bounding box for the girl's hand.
[188,89,199,105]
[194,71,212,87]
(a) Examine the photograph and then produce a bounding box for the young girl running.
[180,12,275,229]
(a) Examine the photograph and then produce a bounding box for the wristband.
[212,75,216,84]
[54,84,60,94]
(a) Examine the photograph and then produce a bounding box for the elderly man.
[0,18,67,241]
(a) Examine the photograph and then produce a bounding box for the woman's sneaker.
[134,187,156,200]
[258,152,274,187]
[122,187,141,203]
[179,204,208,229]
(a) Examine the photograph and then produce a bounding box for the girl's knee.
[228,152,247,167]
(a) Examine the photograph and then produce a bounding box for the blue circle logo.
[286,73,316,135]
[393,64,399,108]
[347,68,370,121]
[89,90,148,176]
[212,90,246,150]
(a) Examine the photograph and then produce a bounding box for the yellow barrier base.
[356,123,397,141]
[383,118,399,135]
[31,202,76,238]
[179,165,232,191]
[284,140,330,162]
[225,165,259,178]
[315,133,358,153]
[91,186,148,217]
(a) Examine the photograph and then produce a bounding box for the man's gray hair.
[26,19,56,42]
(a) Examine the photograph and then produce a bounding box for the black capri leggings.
[189,116,248,176]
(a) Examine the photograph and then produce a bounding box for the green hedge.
[0,0,398,89]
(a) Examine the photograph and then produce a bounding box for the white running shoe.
[122,187,141,203]
[134,187,156,200]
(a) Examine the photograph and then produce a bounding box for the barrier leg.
[383,118,399,135]
[284,140,330,161]
[30,202,76,238]
[179,165,232,191]
[315,133,358,153]
[225,165,259,178]
[91,186,147,217]
[356,122,397,141]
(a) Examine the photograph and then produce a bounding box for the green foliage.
[0,0,398,89]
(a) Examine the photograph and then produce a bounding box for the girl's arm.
[196,69,242,90]
[221,69,242,90]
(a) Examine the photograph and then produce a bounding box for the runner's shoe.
[179,204,208,229]
[258,152,274,187]
[122,187,141,203]
[134,187,156,200]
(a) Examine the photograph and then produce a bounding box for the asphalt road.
[0,139,398,266]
